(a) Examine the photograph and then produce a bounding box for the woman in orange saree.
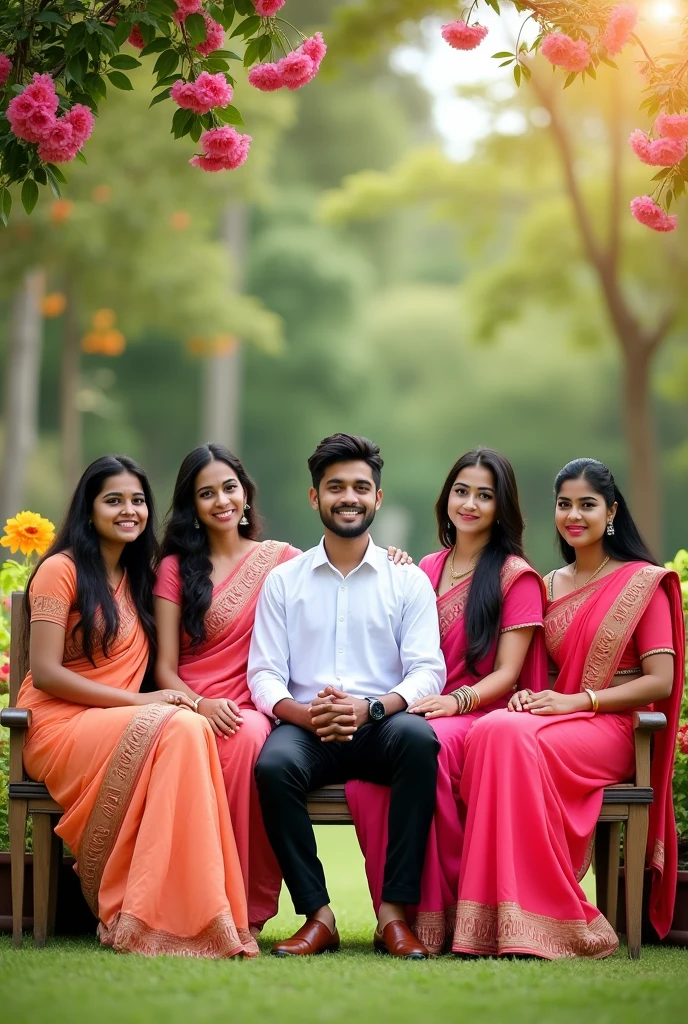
[453,458,684,958]
[154,444,299,932]
[17,455,256,958]
[346,449,548,955]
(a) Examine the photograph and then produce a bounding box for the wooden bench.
[1,592,666,957]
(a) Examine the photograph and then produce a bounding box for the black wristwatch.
[365,697,386,722]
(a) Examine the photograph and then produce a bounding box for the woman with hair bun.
[453,458,685,959]
[346,448,548,955]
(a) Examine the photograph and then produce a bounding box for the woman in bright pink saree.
[346,449,548,955]
[154,444,299,931]
[453,458,684,958]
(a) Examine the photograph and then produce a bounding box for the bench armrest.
[0,707,31,729]
[632,711,666,788]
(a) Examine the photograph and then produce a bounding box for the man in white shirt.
[249,433,446,959]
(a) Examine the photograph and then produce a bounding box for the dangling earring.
[239,503,250,527]
[193,517,200,530]
[606,519,615,536]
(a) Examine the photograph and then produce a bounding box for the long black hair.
[554,458,658,566]
[25,455,158,665]
[435,448,526,674]
[159,443,261,646]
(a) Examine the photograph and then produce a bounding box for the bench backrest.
[10,591,29,709]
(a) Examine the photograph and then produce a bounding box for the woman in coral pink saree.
[346,449,548,954]
[453,459,684,958]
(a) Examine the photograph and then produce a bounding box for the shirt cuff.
[251,677,293,719]
[392,674,442,708]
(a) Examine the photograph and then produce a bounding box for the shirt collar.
[312,535,379,574]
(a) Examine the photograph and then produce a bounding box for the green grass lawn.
[1,827,687,1024]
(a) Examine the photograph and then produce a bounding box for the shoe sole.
[373,944,427,960]
[271,945,341,957]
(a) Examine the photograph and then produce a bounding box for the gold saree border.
[453,900,619,959]
[414,904,457,957]
[203,540,290,645]
[79,703,178,916]
[31,594,70,627]
[98,912,259,959]
[437,555,532,644]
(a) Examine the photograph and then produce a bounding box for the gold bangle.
[450,690,465,712]
[584,688,598,713]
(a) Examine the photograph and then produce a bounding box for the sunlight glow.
[646,1,681,23]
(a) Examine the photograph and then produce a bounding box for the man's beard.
[319,503,377,539]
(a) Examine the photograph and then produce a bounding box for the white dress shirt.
[248,537,446,717]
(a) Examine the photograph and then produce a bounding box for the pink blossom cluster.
[254,0,285,15]
[541,33,590,73]
[629,195,677,232]
[654,114,688,140]
[248,32,326,92]
[628,128,687,166]
[0,53,12,87]
[173,1,225,56]
[173,0,202,23]
[171,71,232,113]
[128,24,147,49]
[190,125,251,172]
[441,20,489,51]
[7,73,94,163]
[600,4,638,57]
[678,723,688,756]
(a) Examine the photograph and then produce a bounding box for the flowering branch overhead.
[0,0,326,222]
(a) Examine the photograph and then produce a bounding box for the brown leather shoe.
[271,919,341,957]
[374,920,429,960]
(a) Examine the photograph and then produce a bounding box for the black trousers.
[254,712,440,916]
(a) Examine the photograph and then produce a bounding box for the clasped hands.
[308,685,369,742]
[507,689,591,715]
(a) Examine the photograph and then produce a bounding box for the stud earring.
[239,503,250,527]
[193,518,200,530]
[606,520,615,536]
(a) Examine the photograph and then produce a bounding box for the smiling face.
[91,471,149,545]
[447,463,497,541]
[310,460,382,539]
[555,476,617,551]
[194,458,246,535]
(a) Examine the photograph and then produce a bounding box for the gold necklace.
[449,548,475,582]
[573,555,610,589]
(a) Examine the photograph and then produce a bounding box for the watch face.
[369,700,385,722]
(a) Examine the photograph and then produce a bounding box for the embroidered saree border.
[436,556,533,644]
[31,594,70,626]
[453,900,618,959]
[98,912,259,959]
[79,703,178,916]
[203,540,289,645]
[414,905,457,957]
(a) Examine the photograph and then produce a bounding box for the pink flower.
[24,72,59,111]
[630,195,677,232]
[628,128,687,166]
[128,25,147,49]
[254,0,285,14]
[173,0,202,23]
[601,4,637,56]
[0,53,12,87]
[301,32,327,68]
[171,71,232,114]
[655,113,688,140]
[190,125,251,172]
[0,662,8,678]
[7,93,56,144]
[541,33,591,73]
[678,723,688,756]
[248,62,284,91]
[64,103,94,146]
[441,20,488,51]
[37,118,78,163]
[196,13,225,57]
[279,50,316,89]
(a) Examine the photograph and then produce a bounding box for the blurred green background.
[1,0,687,570]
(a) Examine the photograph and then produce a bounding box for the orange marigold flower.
[1,511,55,558]
[92,308,116,331]
[42,292,67,318]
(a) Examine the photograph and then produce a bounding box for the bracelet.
[450,685,480,715]
[584,688,599,713]
[192,695,206,712]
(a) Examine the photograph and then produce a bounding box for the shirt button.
[339,616,344,622]
[338,649,343,654]
[340,585,346,591]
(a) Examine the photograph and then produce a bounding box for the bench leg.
[32,813,61,947]
[594,821,620,930]
[9,798,28,949]
[624,805,648,960]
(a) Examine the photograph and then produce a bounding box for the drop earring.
[606,519,615,536]
[193,518,200,530]
[239,503,250,527]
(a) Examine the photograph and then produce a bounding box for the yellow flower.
[1,511,55,558]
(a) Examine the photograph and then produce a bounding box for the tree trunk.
[0,269,45,524]
[200,204,246,452]
[60,284,81,490]
[621,344,660,556]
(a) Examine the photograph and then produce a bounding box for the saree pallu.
[346,553,548,954]
[154,540,299,928]
[453,562,684,958]
[18,553,256,958]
